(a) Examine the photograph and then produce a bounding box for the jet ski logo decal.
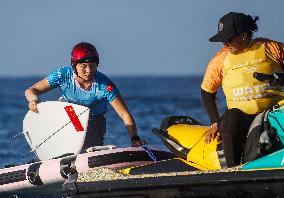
[281,156,284,166]
[64,105,84,132]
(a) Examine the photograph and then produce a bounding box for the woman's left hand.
[205,123,219,144]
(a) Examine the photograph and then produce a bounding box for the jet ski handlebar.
[253,72,284,86]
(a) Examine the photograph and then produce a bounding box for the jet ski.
[62,72,284,197]
[62,112,284,198]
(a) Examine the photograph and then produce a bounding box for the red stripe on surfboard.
[64,105,84,132]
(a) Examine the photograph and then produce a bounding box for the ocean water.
[0,76,226,197]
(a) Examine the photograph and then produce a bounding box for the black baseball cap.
[209,12,250,42]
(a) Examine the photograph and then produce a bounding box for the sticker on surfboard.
[23,101,90,161]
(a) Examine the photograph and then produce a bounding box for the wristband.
[210,123,218,128]
[131,135,141,142]
[30,96,39,103]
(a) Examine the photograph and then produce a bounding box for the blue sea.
[0,76,226,197]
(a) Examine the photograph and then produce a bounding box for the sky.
[0,0,284,77]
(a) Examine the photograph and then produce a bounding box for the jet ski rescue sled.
[63,168,284,198]
[0,146,173,196]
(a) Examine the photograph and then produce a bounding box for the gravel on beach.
[77,165,243,183]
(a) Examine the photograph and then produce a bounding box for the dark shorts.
[81,114,106,152]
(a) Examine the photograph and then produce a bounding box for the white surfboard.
[23,101,90,161]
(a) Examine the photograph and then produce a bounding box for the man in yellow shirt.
[201,12,284,167]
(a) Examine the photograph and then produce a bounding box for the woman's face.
[223,33,250,54]
[76,62,97,81]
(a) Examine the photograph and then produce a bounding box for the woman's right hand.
[28,100,39,113]
[25,78,52,113]
[205,123,219,144]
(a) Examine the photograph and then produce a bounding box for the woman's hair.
[246,15,259,38]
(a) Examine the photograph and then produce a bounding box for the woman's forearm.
[110,95,138,138]
[201,88,220,124]
[120,113,138,137]
[25,79,52,102]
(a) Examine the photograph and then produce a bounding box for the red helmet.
[71,42,99,67]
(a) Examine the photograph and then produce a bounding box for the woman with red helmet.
[25,42,145,150]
